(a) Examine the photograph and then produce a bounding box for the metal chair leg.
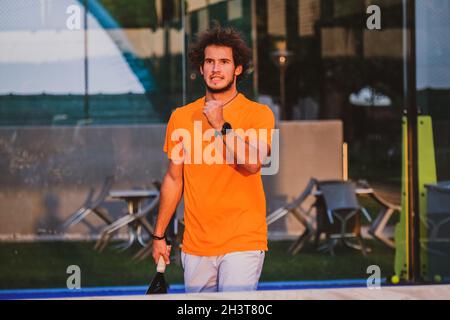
[133,242,153,261]
[93,206,113,224]
[95,232,112,252]
[136,217,154,247]
[328,237,336,256]
[62,207,93,230]
[289,231,312,255]
[356,236,368,256]
[114,226,136,251]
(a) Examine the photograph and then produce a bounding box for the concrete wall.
[0,120,342,239]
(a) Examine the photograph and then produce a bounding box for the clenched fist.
[203,100,225,131]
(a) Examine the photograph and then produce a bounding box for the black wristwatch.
[221,122,232,135]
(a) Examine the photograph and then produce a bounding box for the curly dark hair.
[188,25,252,82]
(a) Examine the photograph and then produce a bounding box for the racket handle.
[157,255,166,273]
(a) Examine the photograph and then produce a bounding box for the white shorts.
[181,250,265,293]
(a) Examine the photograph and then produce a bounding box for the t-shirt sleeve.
[163,109,178,159]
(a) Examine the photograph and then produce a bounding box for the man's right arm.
[152,159,184,264]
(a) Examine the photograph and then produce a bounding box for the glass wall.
[0,0,86,125]
[1,0,449,293]
[416,0,450,181]
[0,0,186,292]
[416,0,450,281]
[258,0,404,188]
[256,0,406,280]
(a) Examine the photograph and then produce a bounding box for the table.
[95,189,160,251]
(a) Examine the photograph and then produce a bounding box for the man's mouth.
[210,77,224,85]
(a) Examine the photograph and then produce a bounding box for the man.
[152,26,275,293]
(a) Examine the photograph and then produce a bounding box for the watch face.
[222,122,232,134]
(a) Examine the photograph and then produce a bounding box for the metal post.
[343,142,348,181]
[280,64,286,120]
[83,0,90,121]
[251,0,259,98]
[404,0,421,282]
[181,0,187,106]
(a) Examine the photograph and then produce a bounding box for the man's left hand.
[203,100,225,130]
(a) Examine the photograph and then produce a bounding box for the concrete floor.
[62,284,450,300]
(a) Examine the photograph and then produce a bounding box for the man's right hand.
[151,160,183,266]
[152,239,171,265]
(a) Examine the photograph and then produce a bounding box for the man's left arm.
[219,130,271,174]
[203,100,275,174]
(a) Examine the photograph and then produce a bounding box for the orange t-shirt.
[163,93,275,256]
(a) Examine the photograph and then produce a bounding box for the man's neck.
[205,88,239,103]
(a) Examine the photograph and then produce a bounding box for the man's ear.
[235,65,243,76]
[200,65,204,75]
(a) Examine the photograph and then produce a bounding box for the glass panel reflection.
[416,0,450,281]
[86,0,183,124]
[0,0,183,125]
[257,0,404,281]
[0,0,85,125]
[1,0,449,294]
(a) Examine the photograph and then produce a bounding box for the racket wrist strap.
[152,233,166,241]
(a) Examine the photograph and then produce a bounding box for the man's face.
[200,45,243,94]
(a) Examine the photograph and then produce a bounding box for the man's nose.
[212,62,221,72]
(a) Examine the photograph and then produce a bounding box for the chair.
[266,178,317,226]
[423,182,450,256]
[61,175,115,231]
[265,178,317,255]
[354,180,401,249]
[314,180,372,256]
